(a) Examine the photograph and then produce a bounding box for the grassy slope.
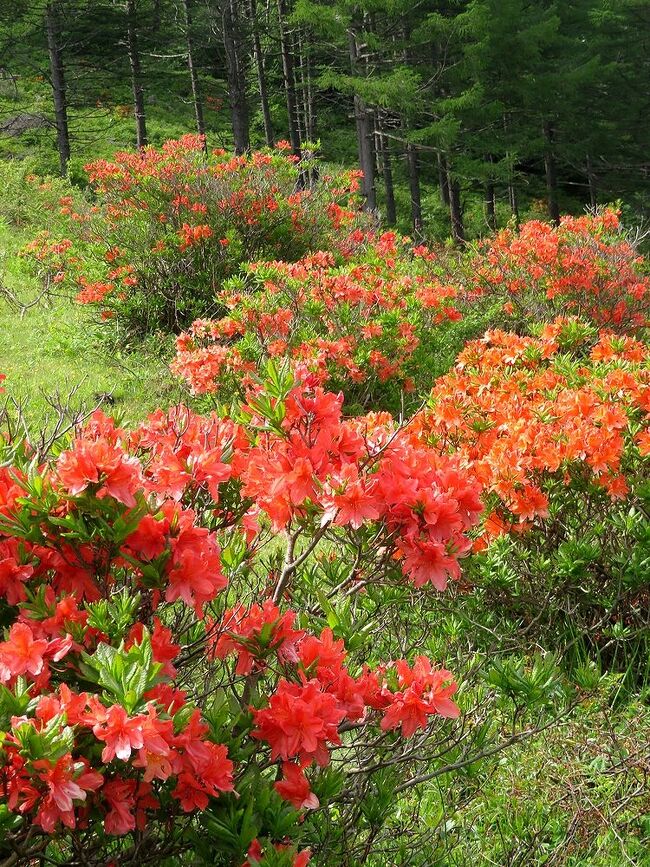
[429,693,650,865]
[0,221,178,427]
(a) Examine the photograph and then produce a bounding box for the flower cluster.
[213,612,459,809]
[0,371,476,862]
[172,235,462,408]
[3,696,234,833]
[410,319,650,540]
[177,222,214,251]
[237,376,482,589]
[471,210,650,329]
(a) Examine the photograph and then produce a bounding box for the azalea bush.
[171,232,476,413]
[171,209,649,412]
[470,210,650,331]
[21,136,370,335]
[411,318,650,675]
[413,318,650,522]
[0,366,496,865]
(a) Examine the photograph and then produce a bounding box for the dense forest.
[1,0,648,241]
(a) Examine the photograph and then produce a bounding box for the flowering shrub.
[471,210,650,330]
[21,136,370,335]
[0,367,482,864]
[171,210,650,411]
[412,318,650,532]
[409,318,650,675]
[171,233,465,410]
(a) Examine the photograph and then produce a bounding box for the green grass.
[444,693,650,865]
[0,220,180,429]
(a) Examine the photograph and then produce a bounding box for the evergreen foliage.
[0,0,648,239]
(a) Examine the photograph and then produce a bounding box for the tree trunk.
[249,0,273,147]
[353,96,376,211]
[485,181,496,231]
[485,155,497,231]
[182,0,206,147]
[45,1,70,175]
[485,154,497,232]
[295,30,315,143]
[276,0,301,158]
[152,0,162,32]
[406,142,422,237]
[293,31,304,144]
[222,0,249,154]
[447,166,465,245]
[303,34,316,140]
[543,120,560,225]
[437,152,450,205]
[586,154,597,208]
[377,120,396,226]
[508,180,520,226]
[503,114,519,226]
[348,29,375,211]
[296,29,307,142]
[126,0,147,148]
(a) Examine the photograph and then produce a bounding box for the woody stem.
[272,522,330,603]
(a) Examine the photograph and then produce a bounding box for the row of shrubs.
[0,138,648,864]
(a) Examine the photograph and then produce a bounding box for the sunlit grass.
[0,220,180,428]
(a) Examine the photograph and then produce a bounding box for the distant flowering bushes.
[21,135,370,334]
[22,137,648,392]
[0,367,480,863]
[171,232,462,407]
[471,210,650,329]
[410,318,650,545]
[170,207,649,407]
